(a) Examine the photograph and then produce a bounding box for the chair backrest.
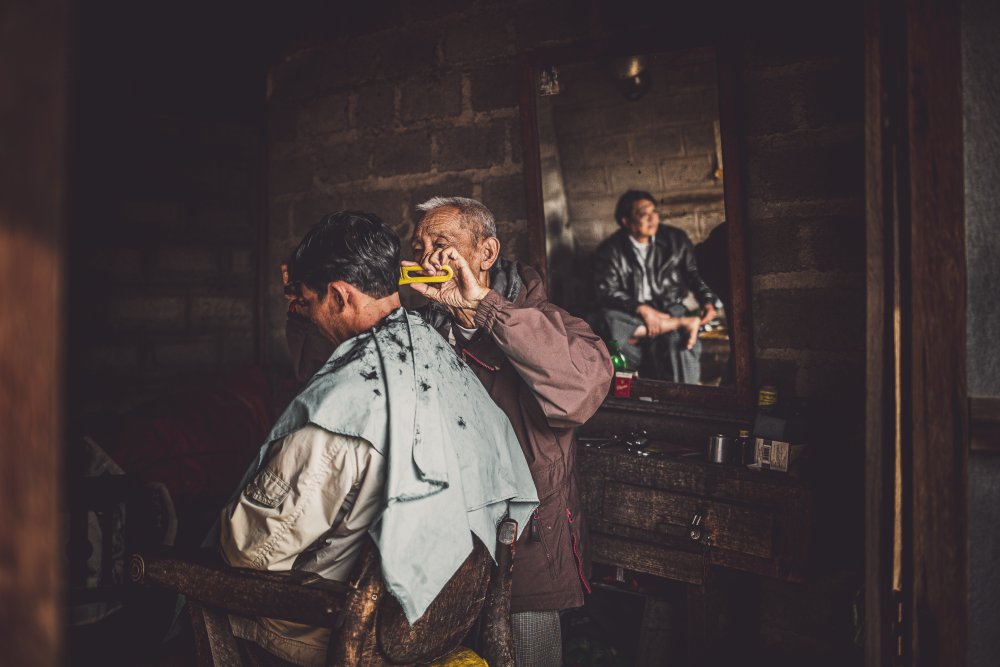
[376,539,492,663]
[135,525,515,667]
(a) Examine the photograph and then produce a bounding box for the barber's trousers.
[512,610,562,667]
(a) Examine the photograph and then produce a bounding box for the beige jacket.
[220,425,386,666]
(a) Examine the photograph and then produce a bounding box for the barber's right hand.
[403,247,489,311]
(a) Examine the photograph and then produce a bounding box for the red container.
[613,372,634,398]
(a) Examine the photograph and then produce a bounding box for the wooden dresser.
[579,445,811,586]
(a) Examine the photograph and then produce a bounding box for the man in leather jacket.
[592,190,718,383]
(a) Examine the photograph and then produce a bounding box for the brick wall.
[740,29,865,663]
[67,3,266,418]
[264,1,546,371]
[69,113,261,414]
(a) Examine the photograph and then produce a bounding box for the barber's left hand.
[402,246,490,311]
[700,303,718,325]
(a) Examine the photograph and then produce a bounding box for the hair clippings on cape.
[399,265,454,285]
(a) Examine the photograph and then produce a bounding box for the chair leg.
[189,600,244,667]
[479,519,517,667]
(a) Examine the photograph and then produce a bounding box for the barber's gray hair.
[416,196,497,242]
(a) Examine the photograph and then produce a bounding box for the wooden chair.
[130,520,518,666]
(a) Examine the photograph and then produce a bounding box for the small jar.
[737,428,753,465]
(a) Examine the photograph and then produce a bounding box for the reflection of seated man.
[592,190,717,383]
[220,211,537,667]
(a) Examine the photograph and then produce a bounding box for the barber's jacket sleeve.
[220,425,373,572]
[473,275,613,429]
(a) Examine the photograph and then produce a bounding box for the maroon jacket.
[286,261,613,613]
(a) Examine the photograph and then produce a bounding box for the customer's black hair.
[287,210,400,300]
[614,190,657,225]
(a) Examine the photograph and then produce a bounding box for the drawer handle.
[687,513,704,542]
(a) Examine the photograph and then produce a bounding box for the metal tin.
[708,434,733,464]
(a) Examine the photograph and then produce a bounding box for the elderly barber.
[405,196,613,667]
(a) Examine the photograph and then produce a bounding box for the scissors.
[399,265,454,285]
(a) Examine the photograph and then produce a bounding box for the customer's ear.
[479,237,501,271]
[327,281,351,310]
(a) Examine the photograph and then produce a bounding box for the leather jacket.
[593,225,716,314]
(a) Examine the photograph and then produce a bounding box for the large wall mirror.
[518,43,753,410]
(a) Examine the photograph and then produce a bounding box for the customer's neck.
[356,293,402,333]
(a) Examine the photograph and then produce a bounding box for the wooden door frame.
[865,0,968,665]
[0,0,71,664]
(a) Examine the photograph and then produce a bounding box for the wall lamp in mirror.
[611,55,651,100]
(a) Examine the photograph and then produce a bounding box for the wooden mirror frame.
[517,40,754,412]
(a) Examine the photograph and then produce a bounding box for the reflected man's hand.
[700,303,718,326]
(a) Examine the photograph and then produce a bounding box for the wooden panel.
[591,534,704,585]
[603,482,774,559]
[905,0,968,664]
[0,0,70,665]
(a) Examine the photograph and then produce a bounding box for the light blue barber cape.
[231,308,538,623]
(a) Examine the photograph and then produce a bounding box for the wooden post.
[864,0,902,663]
[904,0,968,663]
[0,0,70,664]
[865,0,968,664]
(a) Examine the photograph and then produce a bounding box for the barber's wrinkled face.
[623,199,660,243]
[411,206,483,272]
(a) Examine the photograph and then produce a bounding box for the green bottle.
[608,340,629,372]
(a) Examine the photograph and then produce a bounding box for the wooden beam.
[0,0,71,664]
[865,0,902,662]
[905,0,968,664]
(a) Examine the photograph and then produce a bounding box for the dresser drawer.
[602,481,775,559]
[591,533,705,584]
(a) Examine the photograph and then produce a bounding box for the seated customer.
[220,211,538,667]
[592,190,717,383]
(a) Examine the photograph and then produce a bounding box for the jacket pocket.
[243,468,290,508]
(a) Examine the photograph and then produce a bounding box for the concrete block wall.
[264,0,572,372]
[740,30,865,663]
[65,0,268,417]
[69,112,261,414]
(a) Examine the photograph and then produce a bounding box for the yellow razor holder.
[399,265,454,285]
